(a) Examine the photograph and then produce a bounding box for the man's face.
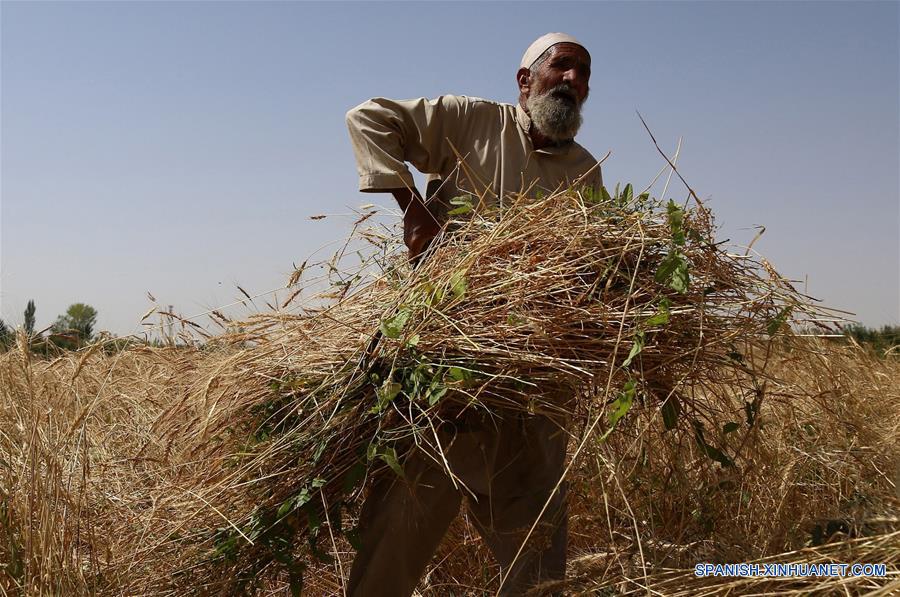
[521,43,591,142]
[530,43,591,105]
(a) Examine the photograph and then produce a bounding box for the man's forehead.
[548,43,591,64]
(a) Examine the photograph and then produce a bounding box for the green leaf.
[213,535,238,561]
[427,385,448,406]
[655,251,679,283]
[670,262,689,293]
[404,363,431,397]
[723,421,740,434]
[405,334,420,348]
[667,200,686,246]
[661,394,680,430]
[312,439,329,463]
[380,307,411,339]
[767,306,792,336]
[621,183,633,204]
[704,444,733,467]
[379,447,405,478]
[447,205,472,216]
[277,497,295,520]
[447,196,473,216]
[609,380,636,428]
[693,423,734,467]
[371,381,402,414]
[622,331,645,367]
[601,186,613,203]
[645,301,671,327]
[655,250,690,293]
[449,271,467,300]
[276,478,325,520]
[420,282,445,306]
[447,366,471,383]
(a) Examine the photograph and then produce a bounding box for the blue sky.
[2,1,898,335]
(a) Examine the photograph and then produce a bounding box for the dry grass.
[1,188,897,595]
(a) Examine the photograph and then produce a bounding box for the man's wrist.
[390,188,416,212]
[404,195,432,226]
[384,186,439,257]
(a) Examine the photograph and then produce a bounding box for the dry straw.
[2,186,897,595]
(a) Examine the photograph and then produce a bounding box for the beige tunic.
[345,94,602,216]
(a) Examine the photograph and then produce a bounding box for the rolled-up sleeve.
[345,95,467,192]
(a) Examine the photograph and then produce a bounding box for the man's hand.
[391,188,440,262]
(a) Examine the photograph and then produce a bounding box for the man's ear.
[516,67,531,94]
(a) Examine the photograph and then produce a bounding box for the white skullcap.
[520,32,587,69]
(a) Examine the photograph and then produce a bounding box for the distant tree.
[842,324,900,357]
[0,319,12,350]
[24,300,36,336]
[51,303,98,349]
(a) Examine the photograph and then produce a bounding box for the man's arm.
[345,96,468,259]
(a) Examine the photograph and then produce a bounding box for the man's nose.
[563,68,587,94]
[563,67,584,84]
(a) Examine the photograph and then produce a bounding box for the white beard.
[525,84,584,142]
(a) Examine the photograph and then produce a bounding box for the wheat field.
[2,190,898,596]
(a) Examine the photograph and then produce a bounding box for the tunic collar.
[515,102,575,156]
[515,101,533,135]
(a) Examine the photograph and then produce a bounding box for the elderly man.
[344,33,602,596]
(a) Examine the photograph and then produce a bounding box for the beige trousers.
[347,409,570,596]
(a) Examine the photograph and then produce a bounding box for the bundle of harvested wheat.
[119,184,825,592]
